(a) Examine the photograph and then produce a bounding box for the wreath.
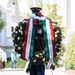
[12,12,63,60]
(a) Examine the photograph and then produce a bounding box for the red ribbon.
[49,20,56,57]
[22,19,30,60]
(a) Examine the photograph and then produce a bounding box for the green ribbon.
[43,20,50,61]
[38,20,44,25]
[38,19,50,61]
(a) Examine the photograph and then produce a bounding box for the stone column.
[66,0,71,44]
[71,0,75,33]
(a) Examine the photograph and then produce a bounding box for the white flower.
[34,16,45,20]
[33,60,36,62]
[35,54,39,57]
[16,31,17,33]
[30,13,45,20]
[43,51,45,54]
[20,31,23,34]
[22,20,26,24]
[55,34,57,37]
[40,17,45,20]
[42,58,45,61]
[56,31,59,33]
[39,53,42,55]
[19,30,21,32]
[18,37,20,40]
[20,27,22,30]
[15,44,17,46]
[18,47,21,49]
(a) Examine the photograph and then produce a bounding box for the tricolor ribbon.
[22,17,56,61]
[45,19,56,61]
[38,19,56,61]
[22,19,34,60]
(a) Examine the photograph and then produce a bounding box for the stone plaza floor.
[0,67,70,75]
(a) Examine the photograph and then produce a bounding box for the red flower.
[56,26,60,30]
[38,57,41,62]
[54,26,61,31]
[36,12,42,17]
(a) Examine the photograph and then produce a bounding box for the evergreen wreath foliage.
[12,19,27,55]
[12,12,63,62]
[12,19,63,56]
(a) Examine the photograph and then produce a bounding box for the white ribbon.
[25,19,33,60]
[46,19,53,59]
[30,13,45,20]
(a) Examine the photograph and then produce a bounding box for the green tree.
[41,1,62,26]
[0,10,5,32]
[64,32,75,69]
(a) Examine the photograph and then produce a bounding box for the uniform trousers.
[30,65,45,75]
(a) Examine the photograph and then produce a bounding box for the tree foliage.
[0,10,5,32]
[64,32,75,69]
[42,2,62,26]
